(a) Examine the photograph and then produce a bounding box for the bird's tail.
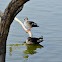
[32,25,39,27]
[39,36,43,42]
[37,36,43,43]
[39,36,43,39]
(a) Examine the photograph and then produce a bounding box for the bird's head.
[23,17,28,21]
[28,37,31,41]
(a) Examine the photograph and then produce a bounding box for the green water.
[0,0,62,62]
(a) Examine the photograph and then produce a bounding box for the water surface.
[0,0,62,62]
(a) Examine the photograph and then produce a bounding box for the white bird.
[23,17,39,32]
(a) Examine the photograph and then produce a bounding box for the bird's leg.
[26,28,31,33]
[28,28,31,31]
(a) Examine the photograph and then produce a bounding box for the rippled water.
[0,0,62,62]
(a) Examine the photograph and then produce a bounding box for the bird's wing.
[31,37,39,42]
[28,21,37,26]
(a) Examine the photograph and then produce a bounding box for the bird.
[14,17,32,37]
[26,36,43,44]
[23,17,39,32]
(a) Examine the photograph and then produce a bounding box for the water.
[0,0,62,62]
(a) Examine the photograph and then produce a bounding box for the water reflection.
[9,47,12,56]
[23,44,43,59]
[9,43,25,56]
[8,42,43,60]
[23,44,43,55]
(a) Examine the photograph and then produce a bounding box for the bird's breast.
[24,21,31,28]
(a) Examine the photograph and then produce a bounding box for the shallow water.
[0,0,62,62]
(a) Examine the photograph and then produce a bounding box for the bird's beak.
[23,19,25,21]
